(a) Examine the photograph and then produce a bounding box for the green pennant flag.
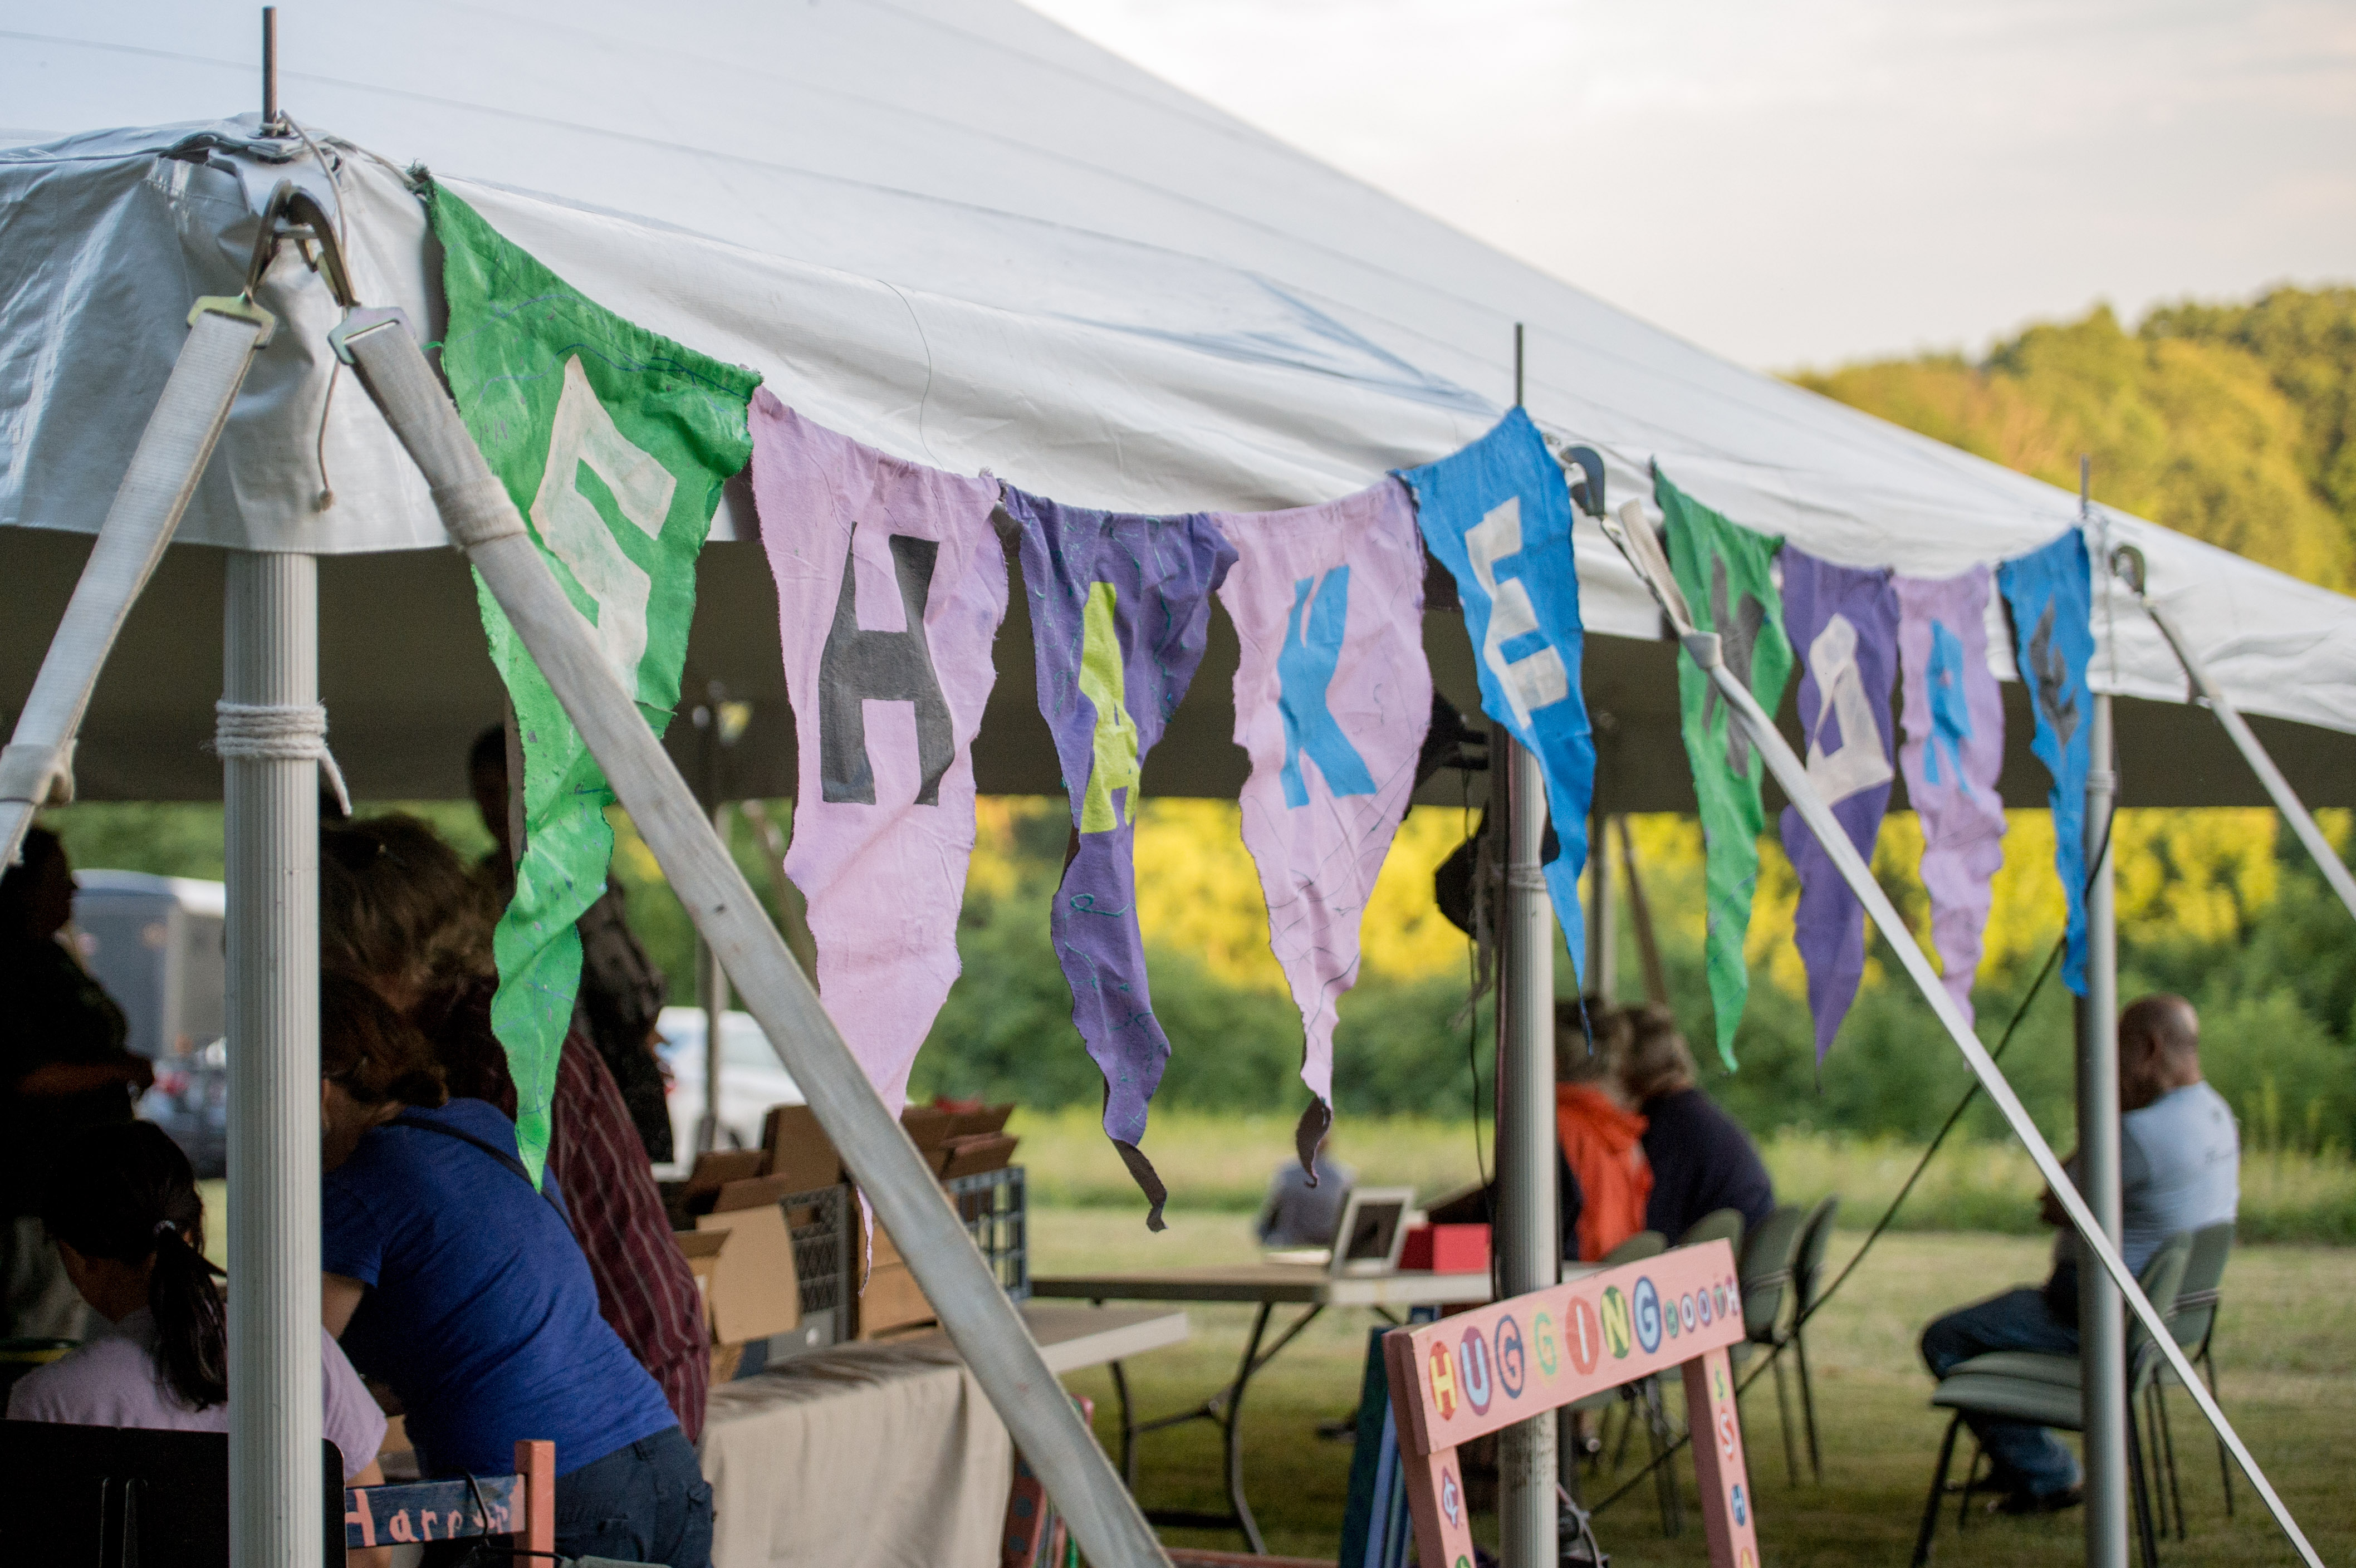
[1658,469,1792,1070]
[429,184,759,1182]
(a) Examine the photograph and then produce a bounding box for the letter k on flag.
[1213,479,1430,1175]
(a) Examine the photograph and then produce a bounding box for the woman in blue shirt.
[317,972,711,1567]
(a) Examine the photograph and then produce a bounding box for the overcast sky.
[1023,0,2356,371]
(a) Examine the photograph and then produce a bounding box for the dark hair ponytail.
[41,1123,228,1411]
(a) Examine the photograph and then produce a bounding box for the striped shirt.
[547,1031,711,1442]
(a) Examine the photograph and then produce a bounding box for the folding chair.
[2146,1220,2234,1537]
[1728,1203,1809,1485]
[1911,1232,2192,1568]
[1787,1194,1841,1483]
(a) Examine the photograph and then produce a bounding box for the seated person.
[1620,1007,1774,1241]
[316,972,712,1568]
[322,815,709,1440]
[7,1121,387,1486]
[1255,1136,1355,1247]
[1556,1002,1652,1262]
[1,827,153,1340]
[1919,994,2237,1515]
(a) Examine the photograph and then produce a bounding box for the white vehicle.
[71,871,228,1178]
[653,1006,804,1179]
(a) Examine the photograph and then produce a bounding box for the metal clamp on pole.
[1598,515,2324,1568]
[2110,544,2356,925]
[335,312,1172,1568]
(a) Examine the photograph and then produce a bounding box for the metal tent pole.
[695,698,729,1155]
[1495,320,1557,1568]
[1497,732,1559,1566]
[2079,693,2128,1568]
[1586,810,1615,1004]
[1599,504,2323,1568]
[336,313,1171,1568]
[224,550,323,1568]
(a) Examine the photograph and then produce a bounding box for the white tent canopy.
[5,0,2356,811]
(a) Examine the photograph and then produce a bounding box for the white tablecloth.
[701,1338,1012,1568]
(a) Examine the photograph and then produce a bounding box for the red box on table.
[1397,1222,1489,1273]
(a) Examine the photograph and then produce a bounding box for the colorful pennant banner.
[430,184,758,1182]
[1211,478,1432,1173]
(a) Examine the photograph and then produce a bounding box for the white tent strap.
[212,700,352,817]
[0,739,76,811]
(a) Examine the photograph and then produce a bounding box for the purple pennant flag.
[1777,549,1899,1062]
[1895,568,2007,1025]
[1003,486,1237,1229]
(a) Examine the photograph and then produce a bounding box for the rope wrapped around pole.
[210,700,353,817]
[332,312,1172,1568]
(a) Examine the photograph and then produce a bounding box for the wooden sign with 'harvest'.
[1381,1239,1761,1568]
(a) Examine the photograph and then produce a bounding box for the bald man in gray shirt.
[1920,995,2239,1513]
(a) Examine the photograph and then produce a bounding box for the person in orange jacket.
[1555,1001,1653,1262]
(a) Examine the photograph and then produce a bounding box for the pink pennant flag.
[1895,567,2007,1026]
[749,391,1008,1116]
[1211,478,1431,1170]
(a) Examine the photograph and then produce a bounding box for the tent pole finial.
[261,8,278,130]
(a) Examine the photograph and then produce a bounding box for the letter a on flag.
[1896,567,2007,1025]
[1003,486,1237,1228]
[1657,468,1792,1069]
[1777,549,1899,1063]
[748,395,1007,1119]
[1399,409,1595,971]
[429,184,758,1182]
[1211,479,1432,1174]
[1998,530,2097,994]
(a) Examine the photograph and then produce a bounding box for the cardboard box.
[934,1132,1019,1182]
[711,1173,805,1214]
[681,1149,768,1216]
[675,1226,729,1327]
[693,1204,801,1344]
[858,1259,935,1339]
[760,1104,842,1193]
[944,1104,1013,1139]
[899,1104,956,1152]
[1398,1222,1490,1275]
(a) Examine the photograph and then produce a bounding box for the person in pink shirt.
[6,1121,389,1487]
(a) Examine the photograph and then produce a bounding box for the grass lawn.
[1032,1208,2354,1566]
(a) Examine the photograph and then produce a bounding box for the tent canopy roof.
[4,1,2355,807]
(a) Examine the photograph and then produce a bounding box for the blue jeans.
[1920,1287,2083,1498]
[555,1425,714,1568]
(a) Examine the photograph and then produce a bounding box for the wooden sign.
[1381,1239,1760,1568]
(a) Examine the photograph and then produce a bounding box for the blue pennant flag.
[1997,530,2097,994]
[1398,408,1593,976]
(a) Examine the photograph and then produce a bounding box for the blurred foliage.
[42,791,2356,1169]
[1794,286,2356,591]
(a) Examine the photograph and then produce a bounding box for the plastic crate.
[780,1183,857,1340]
[947,1165,1029,1301]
